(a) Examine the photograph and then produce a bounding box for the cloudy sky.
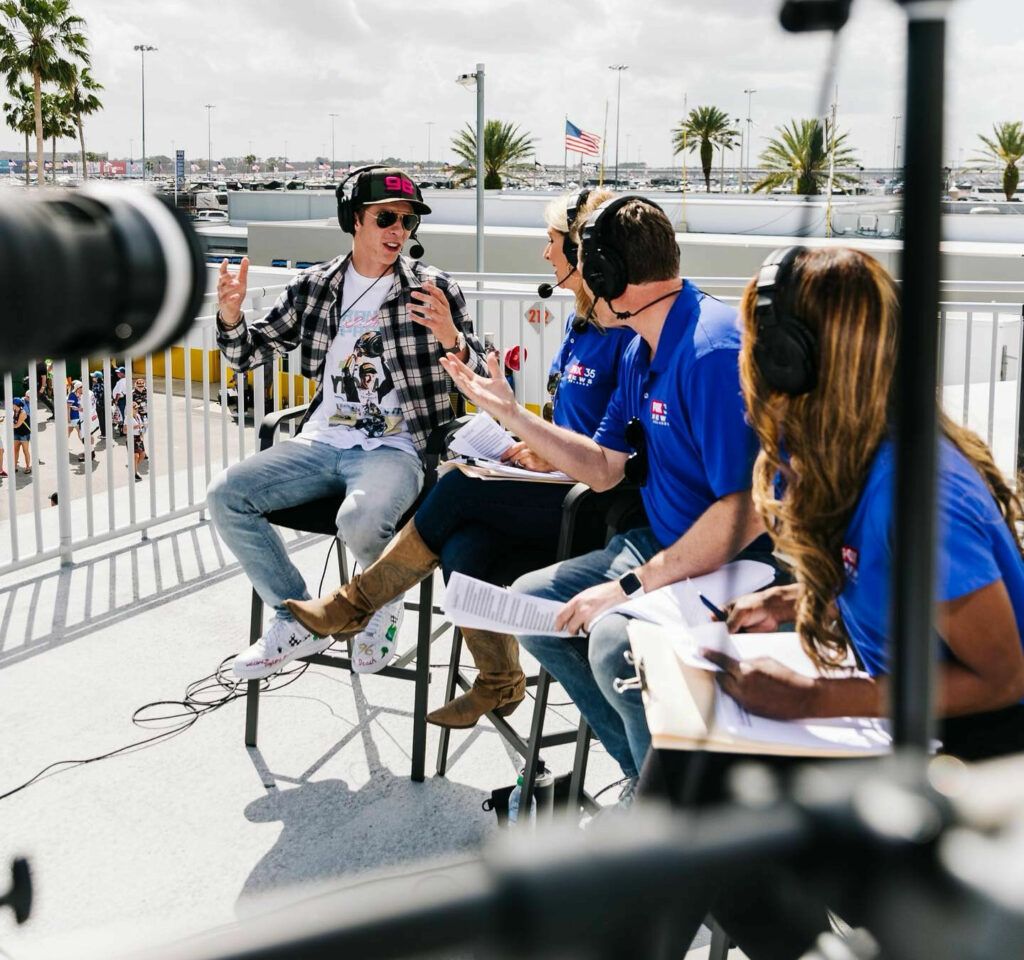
[1,0,1016,170]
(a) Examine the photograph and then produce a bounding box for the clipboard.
[627,621,893,758]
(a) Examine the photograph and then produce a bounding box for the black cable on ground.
[0,653,322,801]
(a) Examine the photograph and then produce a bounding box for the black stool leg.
[708,919,732,960]
[244,587,264,747]
[410,576,432,782]
[435,627,464,776]
[516,668,553,825]
[568,720,591,812]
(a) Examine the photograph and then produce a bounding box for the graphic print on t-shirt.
[326,326,402,439]
[299,263,414,456]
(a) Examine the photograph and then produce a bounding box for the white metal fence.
[2,271,1021,575]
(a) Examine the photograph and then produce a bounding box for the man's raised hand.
[217,256,249,327]
[440,350,518,424]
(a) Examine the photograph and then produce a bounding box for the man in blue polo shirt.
[440,196,769,794]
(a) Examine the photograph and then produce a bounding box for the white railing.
[2,274,1021,575]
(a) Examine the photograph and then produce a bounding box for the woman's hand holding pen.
[725,583,803,633]
[701,649,819,719]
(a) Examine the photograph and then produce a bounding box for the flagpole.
[825,84,838,238]
[563,114,568,189]
[680,92,689,232]
[600,100,608,186]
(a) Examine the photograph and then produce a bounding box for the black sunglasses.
[375,210,419,231]
[624,417,648,486]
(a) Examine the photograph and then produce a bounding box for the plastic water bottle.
[507,774,536,825]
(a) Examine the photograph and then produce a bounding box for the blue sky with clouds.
[1,0,1017,170]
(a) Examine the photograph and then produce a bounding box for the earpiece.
[579,195,665,303]
[751,246,818,396]
[336,164,387,234]
[537,188,591,299]
[562,187,591,267]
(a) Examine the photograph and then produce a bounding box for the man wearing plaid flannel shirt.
[206,168,489,680]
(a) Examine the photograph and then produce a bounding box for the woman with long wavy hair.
[637,247,1024,959]
[715,246,1024,757]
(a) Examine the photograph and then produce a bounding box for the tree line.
[451,111,1024,201]
[1,0,102,186]
[3,3,1022,200]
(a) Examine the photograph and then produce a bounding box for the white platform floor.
[0,513,718,960]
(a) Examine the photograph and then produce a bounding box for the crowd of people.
[196,166,1024,957]
[0,363,147,485]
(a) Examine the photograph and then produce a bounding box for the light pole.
[129,138,134,177]
[891,114,902,180]
[456,63,485,274]
[426,120,435,175]
[328,113,338,180]
[205,103,215,177]
[133,44,157,181]
[609,64,628,189]
[743,88,757,192]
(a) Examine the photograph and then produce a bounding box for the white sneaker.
[350,599,404,674]
[232,618,332,680]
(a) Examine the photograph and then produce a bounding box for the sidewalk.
[0,512,657,960]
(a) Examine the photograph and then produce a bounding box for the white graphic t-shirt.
[297,263,416,456]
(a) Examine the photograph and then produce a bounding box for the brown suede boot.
[426,628,526,729]
[285,520,439,638]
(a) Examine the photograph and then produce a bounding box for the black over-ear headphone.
[562,187,591,267]
[580,195,665,303]
[752,245,818,396]
[336,164,386,234]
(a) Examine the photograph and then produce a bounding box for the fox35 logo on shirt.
[842,545,859,583]
[649,398,669,426]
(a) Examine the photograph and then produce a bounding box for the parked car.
[192,209,229,222]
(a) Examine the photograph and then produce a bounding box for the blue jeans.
[414,469,571,584]
[207,439,423,619]
[511,527,664,779]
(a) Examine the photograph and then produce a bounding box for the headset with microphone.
[537,187,592,300]
[579,194,666,306]
[751,245,818,396]
[336,164,426,258]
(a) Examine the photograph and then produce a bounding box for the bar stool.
[435,481,645,813]
[241,403,467,782]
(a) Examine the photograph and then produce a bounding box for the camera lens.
[0,184,207,372]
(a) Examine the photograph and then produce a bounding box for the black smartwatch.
[618,571,645,598]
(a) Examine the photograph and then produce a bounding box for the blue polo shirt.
[549,312,635,437]
[592,281,759,548]
[837,437,1024,677]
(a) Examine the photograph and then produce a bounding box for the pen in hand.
[698,592,727,622]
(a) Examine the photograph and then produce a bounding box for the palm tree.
[63,62,101,179]
[2,78,34,184]
[450,119,534,189]
[0,0,89,187]
[972,121,1024,201]
[41,87,72,181]
[672,106,739,192]
[752,118,859,195]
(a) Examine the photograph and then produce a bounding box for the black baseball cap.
[353,168,431,215]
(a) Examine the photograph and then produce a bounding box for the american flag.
[565,119,601,157]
